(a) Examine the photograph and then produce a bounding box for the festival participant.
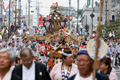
[12,48,51,80]
[79,41,87,51]
[33,27,38,33]
[106,44,113,58]
[50,48,78,80]
[34,29,38,36]
[2,38,9,48]
[68,50,109,80]
[40,26,46,36]
[112,43,117,66]
[32,44,40,61]
[0,48,21,80]
[16,45,21,56]
[99,57,118,80]
[18,27,23,36]
[117,43,120,68]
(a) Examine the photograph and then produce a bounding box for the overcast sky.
[23,0,87,15]
[3,0,100,16]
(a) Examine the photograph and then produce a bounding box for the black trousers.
[115,53,120,66]
[118,58,120,66]
[118,53,120,66]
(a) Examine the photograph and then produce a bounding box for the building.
[82,0,120,28]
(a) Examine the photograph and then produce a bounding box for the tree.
[78,9,83,17]
[57,6,75,14]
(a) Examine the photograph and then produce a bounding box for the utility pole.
[69,0,71,30]
[26,3,27,25]
[91,0,94,34]
[8,0,11,38]
[105,0,108,25]
[18,0,21,26]
[104,0,108,38]
[86,15,87,26]
[15,0,17,30]
[28,0,31,27]
[36,0,39,27]
[0,0,3,28]
[77,0,79,33]
[90,0,95,36]
[11,0,14,24]
[36,0,38,27]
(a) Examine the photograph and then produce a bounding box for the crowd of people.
[0,23,119,80]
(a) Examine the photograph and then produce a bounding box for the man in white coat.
[50,48,78,80]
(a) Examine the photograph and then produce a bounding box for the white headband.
[62,52,73,56]
[62,49,73,56]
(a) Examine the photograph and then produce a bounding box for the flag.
[39,15,42,20]
[38,15,43,26]
[87,0,90,6]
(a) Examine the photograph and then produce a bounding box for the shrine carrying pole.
[93,0,104,80]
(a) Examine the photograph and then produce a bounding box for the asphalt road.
[114,66,120,80]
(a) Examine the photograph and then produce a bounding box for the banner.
[38,15,44,26]
[0,1,16,12]
[87,0,90,6]
[38,19,44,26]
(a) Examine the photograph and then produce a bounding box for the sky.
[3,0,100,16]
[35,0,87,15]
[23,0,88,16]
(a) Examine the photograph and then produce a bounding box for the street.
[115,66,120,79]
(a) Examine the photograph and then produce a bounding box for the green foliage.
[99,18,120,39]
[78,9,83,17]
[57,6,75,12]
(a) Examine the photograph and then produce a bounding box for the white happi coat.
[50,63,78,80]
